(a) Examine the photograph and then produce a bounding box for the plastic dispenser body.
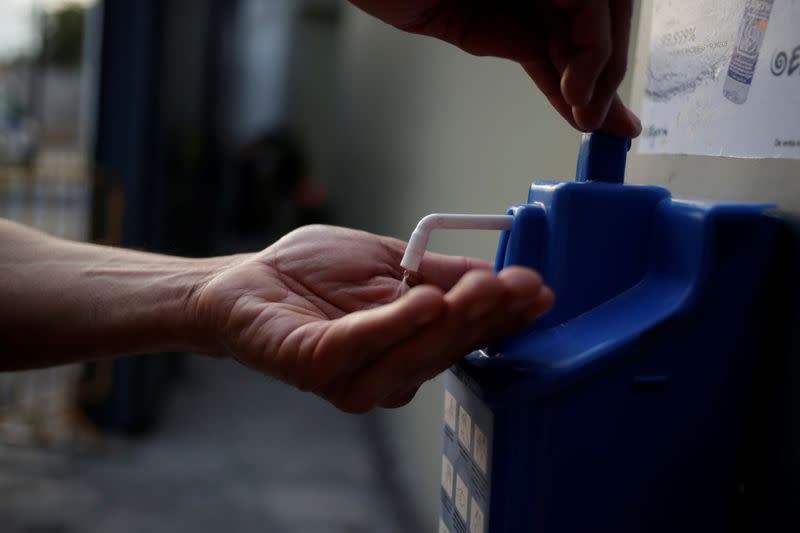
[438,133,779,533]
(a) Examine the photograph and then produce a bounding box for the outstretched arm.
[0,218,225,368]
[0,221,553,412]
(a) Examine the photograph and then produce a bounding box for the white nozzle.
[400,213,514,272]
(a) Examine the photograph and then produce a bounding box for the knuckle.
[462,268,493,284]
[411,284,445,300]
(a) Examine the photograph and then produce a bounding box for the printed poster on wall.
[638,0,800,159]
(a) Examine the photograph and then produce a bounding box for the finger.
[522,61,580,130]
[379,384,421,409]
[497,266,543,304]
[312,285,445,381]
[445,268,509,320]
[398,273,554,390]
[523,4,583,128]
[436,268,549,346]
[342,270,508,410]
[598,94,642,138]
[572,0,635,131]
[548,23,570,75]
[418,252,493,291]
[524,285,556,321]
[561,0,612,107]
[373,282,556,408]
[345,269,549,410]
[408,283,555,386]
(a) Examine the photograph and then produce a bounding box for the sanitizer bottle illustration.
[723,0,775,104]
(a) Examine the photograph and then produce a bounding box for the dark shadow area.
[734,213,800,532]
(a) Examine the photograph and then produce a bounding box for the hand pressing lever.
[350,0,641,137]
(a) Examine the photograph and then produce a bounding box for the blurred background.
[0,0,635,532]
[2,0,800,532]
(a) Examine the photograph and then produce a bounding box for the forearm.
[0,219,241,370]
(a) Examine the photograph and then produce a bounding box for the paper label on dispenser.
[439,367,492,533]
[638,0,800,159]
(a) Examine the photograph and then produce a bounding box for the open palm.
[194,225,553,413]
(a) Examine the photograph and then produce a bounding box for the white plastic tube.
[400,213,514,272]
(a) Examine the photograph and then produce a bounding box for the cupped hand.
[192,225,554,413]
[350,0,641,137]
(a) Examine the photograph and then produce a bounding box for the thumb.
[313,285,445,377]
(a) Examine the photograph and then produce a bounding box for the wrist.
[77,249,253,360]
[0,219,259,369]
[176,254,253,357]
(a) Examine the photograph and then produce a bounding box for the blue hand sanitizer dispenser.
[438,132,779,533]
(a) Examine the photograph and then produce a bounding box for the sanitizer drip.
[394,270,418,300]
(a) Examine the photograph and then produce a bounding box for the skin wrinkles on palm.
[195,225,553,412]
[255,232,409,388]
[233,232,429,371]
[199,228,433,375]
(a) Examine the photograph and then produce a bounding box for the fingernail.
[573,108,599,133]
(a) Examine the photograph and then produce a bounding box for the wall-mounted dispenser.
[433,132,780,533]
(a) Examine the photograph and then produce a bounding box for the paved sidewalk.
[0,357,409,533]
